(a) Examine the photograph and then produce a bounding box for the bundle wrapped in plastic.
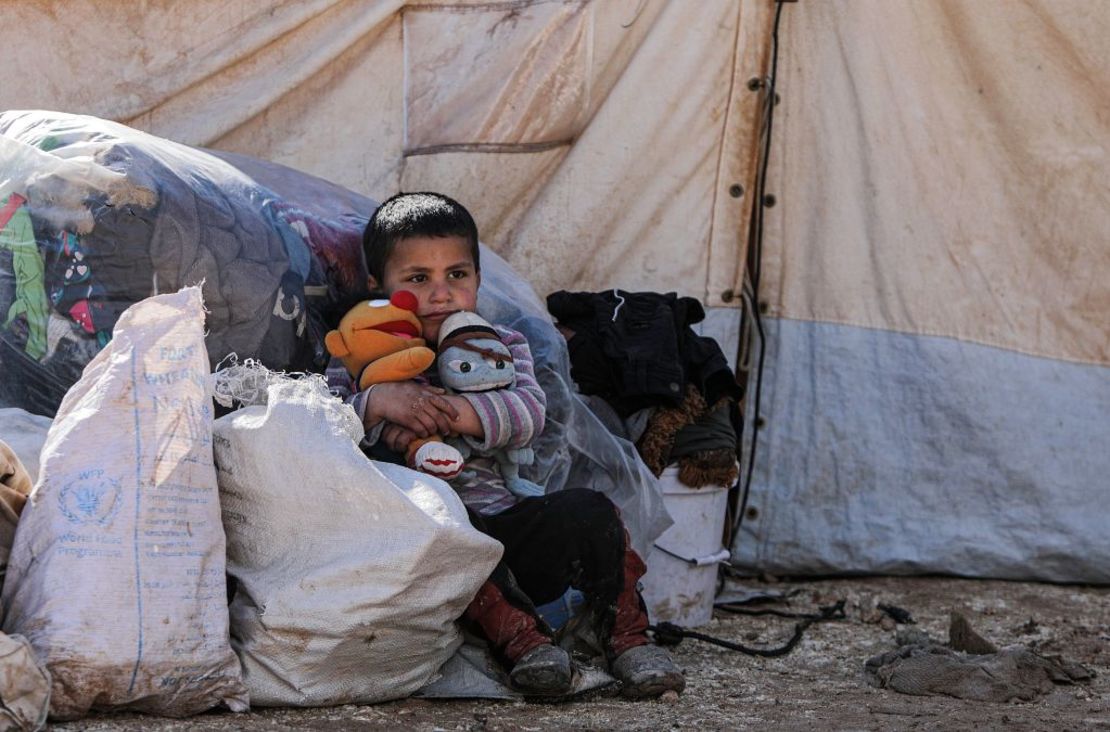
[214,166,671,554]
[0,109,669,552]
[0,110,371,417]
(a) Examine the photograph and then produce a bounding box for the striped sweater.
[327,324,546,514]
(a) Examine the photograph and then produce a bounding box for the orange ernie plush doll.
[325,291,464,479]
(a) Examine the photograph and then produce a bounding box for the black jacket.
[547,290,740,417]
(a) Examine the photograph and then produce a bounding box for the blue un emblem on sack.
[58,475,122,526]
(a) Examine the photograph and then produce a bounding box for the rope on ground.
[648,600,846,658]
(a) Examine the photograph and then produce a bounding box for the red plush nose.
[391,290,418,312]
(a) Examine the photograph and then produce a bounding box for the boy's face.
[371,235,480,343]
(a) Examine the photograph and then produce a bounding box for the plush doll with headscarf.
[436,312,545,498]
[326,291,465,479]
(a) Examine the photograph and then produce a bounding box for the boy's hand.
[367,381,459,438]
[381,424,421,453]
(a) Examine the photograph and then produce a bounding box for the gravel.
[58,576,1109,731]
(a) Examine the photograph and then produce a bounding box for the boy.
[332,192,684,699]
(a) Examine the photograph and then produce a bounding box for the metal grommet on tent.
[729,184,744,198]
[762,194,776,208]
[747,77,763,91]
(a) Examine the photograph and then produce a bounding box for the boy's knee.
[550,488,620,532]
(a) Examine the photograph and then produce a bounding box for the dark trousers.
[465,489,650,662]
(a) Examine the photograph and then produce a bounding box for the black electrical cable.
[649,600,845,658]
[653,543,697,565]
[733,0,788,543]
[714,604,828,620]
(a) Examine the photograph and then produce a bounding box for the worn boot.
[509,643,574,696]
[465,578,574,696]
[612,643,685,699]
[606,544,684,697]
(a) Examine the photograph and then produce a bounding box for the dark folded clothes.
[547,289,740,418]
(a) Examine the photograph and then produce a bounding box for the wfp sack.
[0,288,247,719]
[212,372,502,706]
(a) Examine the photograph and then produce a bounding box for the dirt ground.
[58,576,1108,731]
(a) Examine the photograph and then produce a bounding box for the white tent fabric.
[759,0,1110,364]
[733,1,1110,582]
[1,0,765,304]
[4,0,1109,582]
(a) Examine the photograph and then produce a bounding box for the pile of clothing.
[0,110,372,417]
[547,290,741,488]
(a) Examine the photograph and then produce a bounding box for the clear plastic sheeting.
[479,248,670,557]
[0,109,667,555]
[204,151,670,552]
[0,110,372,416]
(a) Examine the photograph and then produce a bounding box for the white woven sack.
[213,375,503,706]
[0,287,248,720]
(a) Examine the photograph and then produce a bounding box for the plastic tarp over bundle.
[200,151,671,551]
[0,111,668,556]
[0,110,371,416]
[478,249,671,557]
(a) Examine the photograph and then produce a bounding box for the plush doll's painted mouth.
[356,320,419,339]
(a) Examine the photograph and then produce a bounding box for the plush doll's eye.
[447,359,473,374]
[495,359,506,369]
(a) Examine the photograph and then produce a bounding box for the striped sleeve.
[459,325,547,452]
[326,356,384,445]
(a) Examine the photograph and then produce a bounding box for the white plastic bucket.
[641,466,731,628]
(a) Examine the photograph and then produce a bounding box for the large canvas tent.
[3,0,1108,582]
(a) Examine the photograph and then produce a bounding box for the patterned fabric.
[326,324,545,515]
[448,461,520,516]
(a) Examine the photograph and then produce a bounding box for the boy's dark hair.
[362,192,480,283]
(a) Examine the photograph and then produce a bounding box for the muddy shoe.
[612,644,685,699]
[510,643,574,696]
